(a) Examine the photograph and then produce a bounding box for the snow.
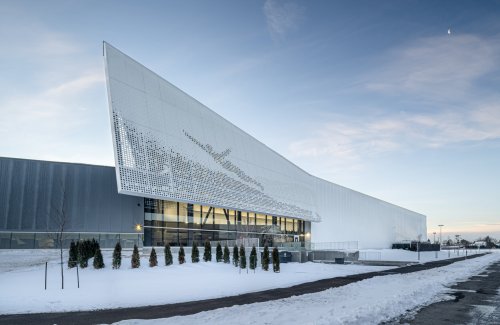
[116,251,500,325]
[1,248,496,322]
[0,249,391,315]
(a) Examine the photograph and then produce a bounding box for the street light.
[438,225,444,245]
[433,232,436,244]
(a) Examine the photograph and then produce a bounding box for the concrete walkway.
[0,254,486,325]
[394,257,500,324]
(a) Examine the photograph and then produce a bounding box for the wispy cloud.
[0,6,111,165]
[0,69,111,166]
[263,0,304,40]
[365,34,500,101]
[289,102,500,160]
[0,70,105,137]
[289,33,500,171]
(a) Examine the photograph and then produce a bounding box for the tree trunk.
[59,234,64,290]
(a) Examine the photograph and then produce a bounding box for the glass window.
[0,232,11,249]
[34,233,56,249]
[178,203,188,224]
[240,212,248,225]
[164,201,178,223]
[150,228,164,246]
[80,233,100,243]
[256,213,266,226]
[287,218,294,234]
[193,204,202,227]
[190,230,202,246]
[164,229,178,246]
[202,231,214,243]
[248,213,256,225]
[62,233,79,249]
[214,213,227,225]
[202,206,214,228]
[121,234,141,249]
[144,198,159,213]
[187,203,194,224]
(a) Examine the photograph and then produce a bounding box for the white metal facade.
[104,43,426,248]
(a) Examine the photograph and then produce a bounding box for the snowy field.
[0,249,392,315]
[117,251,500,325]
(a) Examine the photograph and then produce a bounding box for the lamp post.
[433,232,436,244]
[438,225,444,245]
[417,234,422,261]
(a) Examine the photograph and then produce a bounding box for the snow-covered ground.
[0,249,392,315]
[117,251,500,325]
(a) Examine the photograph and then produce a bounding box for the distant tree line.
[442,236,498,248]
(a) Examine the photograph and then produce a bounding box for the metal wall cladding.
[104,43,317,222]
[312,177,427,249]
[103,43,426,247]
[0,157,143,233]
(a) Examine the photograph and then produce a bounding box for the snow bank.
[0,249,390,315]
[116,251,500,325]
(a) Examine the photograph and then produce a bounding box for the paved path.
[0,254,486,325]
[394,257,500,324]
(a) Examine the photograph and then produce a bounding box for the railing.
[309,241,359,251]
[210,238,260,248]
[0,231,142,249]
[359,251,382,260]
[275,241,359,251]
[275,242,306,251]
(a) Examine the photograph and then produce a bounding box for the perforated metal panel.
[103,43,427,244]
[104,43,318,221]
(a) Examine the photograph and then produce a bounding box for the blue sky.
[1,0,499,240]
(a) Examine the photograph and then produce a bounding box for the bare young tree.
[47,179,70,290]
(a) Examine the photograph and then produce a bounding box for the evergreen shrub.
[192,242,199,263]
[232,244,239,267]
[223,244,230,264]
[249,245,257,270]
[216,242,223,262]
[272,247,280,273]
[149,247,158,267]
[164,243,173,266]
[112,242,122,269]
[179,245,186,264]
[262,245,270,271]
[68,241,77,268]
[239,245,246,269]
[131,244,140,268]
[93,247,105,269]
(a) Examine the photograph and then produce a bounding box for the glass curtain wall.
[143,198,306,247]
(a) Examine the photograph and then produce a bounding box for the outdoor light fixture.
[135,224,142,232]
[438,224,444,245]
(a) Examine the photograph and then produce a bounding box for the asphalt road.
[0,254,487,325]
[394,257,500,325]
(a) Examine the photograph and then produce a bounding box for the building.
[0,43,427,250]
